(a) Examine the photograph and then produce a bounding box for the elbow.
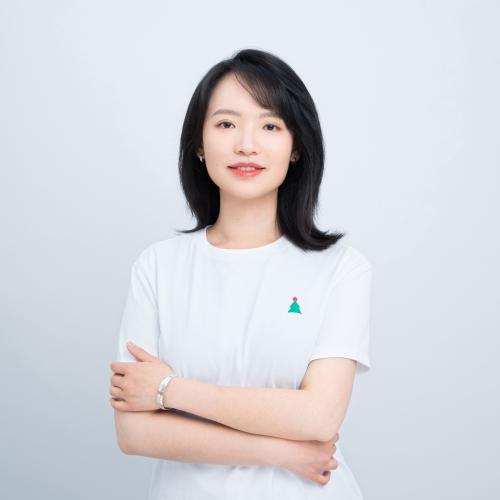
[113,410,135,455]
[316,427,339,443]
[314,415,340,443]
[315,424,339,443]
[117,436,134,455]
[304,418,336,443]
[312,400,343,442]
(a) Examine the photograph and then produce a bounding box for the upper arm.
[301,248,373,441]
[308,255,373,376]
[112,246,164,454]
[300,357,357,442]
[116,245,161,363]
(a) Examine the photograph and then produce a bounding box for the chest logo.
[288,296,302,314]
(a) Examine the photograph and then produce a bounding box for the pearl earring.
[198,155,204,162]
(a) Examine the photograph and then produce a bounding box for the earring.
[198,155,204,162]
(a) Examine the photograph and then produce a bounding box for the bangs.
[232,69,288,122]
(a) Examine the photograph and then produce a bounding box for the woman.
[110,48,373,499]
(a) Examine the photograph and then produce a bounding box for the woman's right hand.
[282,433,339,486]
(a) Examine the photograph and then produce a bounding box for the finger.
[111,373,124,388]
[126,341,159,362]
[110,397,128,411]
[327,433,338,446]
[110,386,123,398]
[318,470,331,485]
[110,362,133,375]
[328,458,339,470]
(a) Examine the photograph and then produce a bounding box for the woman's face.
[199,73,298,200]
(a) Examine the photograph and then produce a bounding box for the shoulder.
[313,241,371,268]
[132,230,198,270]
[339,244,371,270]
[327,243,372,286]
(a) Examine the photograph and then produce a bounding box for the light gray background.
[1,1,498,499]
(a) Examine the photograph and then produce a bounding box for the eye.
[215,121,281,131]
[216,121,234,129]
[264,123,281,131]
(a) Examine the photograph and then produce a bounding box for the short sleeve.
[115,246,160,362]
[308,248,373,375]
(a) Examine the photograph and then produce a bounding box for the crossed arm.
[164,376,328,442]
[114,407,295,465]
[169,357,356,442]
[115,357,357,455]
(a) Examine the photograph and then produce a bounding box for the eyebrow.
[210,108,282,119]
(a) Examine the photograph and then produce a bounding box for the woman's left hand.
[109,341,174,412]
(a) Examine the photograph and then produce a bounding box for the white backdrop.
[1,1,498,499]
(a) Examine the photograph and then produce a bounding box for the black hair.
[174,48,345,251]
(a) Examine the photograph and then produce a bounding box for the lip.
[228,162,265,169]
[227,162,265,178]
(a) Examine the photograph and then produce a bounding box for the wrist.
[161,374,182,409]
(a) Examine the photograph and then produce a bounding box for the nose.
[234,127,259,156]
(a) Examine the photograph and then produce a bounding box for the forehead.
[207,73,278,118]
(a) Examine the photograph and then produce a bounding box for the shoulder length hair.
[175,48,345,251]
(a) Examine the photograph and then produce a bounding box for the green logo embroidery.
[288,296,302,314]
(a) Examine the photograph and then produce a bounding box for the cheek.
[268,163,291,186]
[203,130,231,160]
[266,142,293,177]
[265,135,294,160]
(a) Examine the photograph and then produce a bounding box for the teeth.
[236,166,257,171]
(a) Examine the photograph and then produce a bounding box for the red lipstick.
[227,162,265,177]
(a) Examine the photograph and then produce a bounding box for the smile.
[227,166,265,177]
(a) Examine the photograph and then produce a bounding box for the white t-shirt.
[116,225,373,500]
